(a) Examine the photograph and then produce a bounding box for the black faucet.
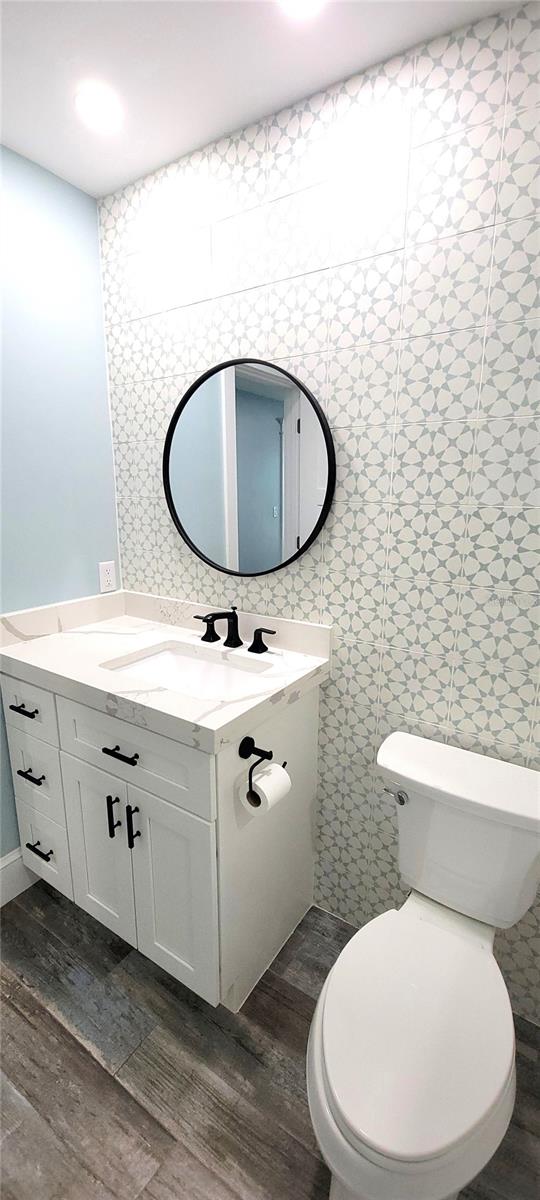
[195,606,243,649]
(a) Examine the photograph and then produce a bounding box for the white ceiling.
[2,0,513,198]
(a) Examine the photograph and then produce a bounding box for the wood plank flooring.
[1,882,538,1199]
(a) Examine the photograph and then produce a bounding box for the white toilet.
[307,732,540,1200]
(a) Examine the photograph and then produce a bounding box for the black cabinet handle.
[126,804,141,850]
[26,840,53,863]
[9,702,38,720]
[102,744,140,767]
[17,767,46,787]
[106,794,121,839]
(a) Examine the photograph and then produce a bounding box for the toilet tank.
[377,733,540,929]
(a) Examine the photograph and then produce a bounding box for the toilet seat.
[321,902,514,1168]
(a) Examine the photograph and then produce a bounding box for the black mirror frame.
[162,357,336,577]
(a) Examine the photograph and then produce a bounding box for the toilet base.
[329,1178,459,1200]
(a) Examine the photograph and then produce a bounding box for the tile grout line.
[453,10,516,725]
[106,298,540,387]
[102,208,539,333]
[367,51,419,782]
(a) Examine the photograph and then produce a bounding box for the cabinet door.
[61,754,137,947]
[128,785,219,1005]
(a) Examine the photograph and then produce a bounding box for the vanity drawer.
[1,674,58,746]
[57,698,216,819]
[6,726,65,825]
[16,797,73,900]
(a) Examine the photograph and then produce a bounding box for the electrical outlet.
[99,561,117,593]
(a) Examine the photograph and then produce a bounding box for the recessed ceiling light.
[74,79,124,135]
[278,0,327,19]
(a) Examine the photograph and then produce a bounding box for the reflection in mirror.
[164,360,335,576]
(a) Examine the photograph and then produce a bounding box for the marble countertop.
[0,612,330,752]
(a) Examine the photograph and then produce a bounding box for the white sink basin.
[101,639,271,702]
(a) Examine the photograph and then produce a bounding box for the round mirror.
[163,358,336,576]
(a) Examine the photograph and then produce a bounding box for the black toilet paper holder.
[238,735,287,805]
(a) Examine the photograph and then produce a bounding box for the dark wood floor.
[1,883,538,1200]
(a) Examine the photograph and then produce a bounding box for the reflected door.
[235,387,284,573]
[298,394,327,544]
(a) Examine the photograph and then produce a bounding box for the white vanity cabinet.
[1,663,320,1012]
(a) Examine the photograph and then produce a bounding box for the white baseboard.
[0,848,37,907]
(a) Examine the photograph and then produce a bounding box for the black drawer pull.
[17,767,46,787]
[102,744,140,767]
[9,702,39,719]
[26,840,53,863]
[126,804,141,850]
[106,794,121,839]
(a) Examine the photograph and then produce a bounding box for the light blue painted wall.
[0,146,118,856]
[168,374,226,565]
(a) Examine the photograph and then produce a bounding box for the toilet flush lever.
[383,786,408,806]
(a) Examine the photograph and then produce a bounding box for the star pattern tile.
[98,7,540,1022]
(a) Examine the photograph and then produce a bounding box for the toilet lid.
[322,909,514,1164]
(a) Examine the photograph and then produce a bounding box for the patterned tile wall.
[99,3,540,1021]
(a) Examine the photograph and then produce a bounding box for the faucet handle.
[194,614,220,643]
[248,627,276,654]
[224,605,243,649]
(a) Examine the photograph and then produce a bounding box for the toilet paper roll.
[241,762,292,814]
